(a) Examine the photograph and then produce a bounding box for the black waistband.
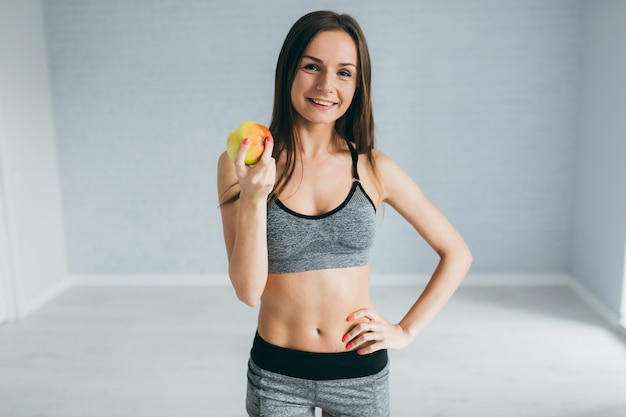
[250,331,388,380]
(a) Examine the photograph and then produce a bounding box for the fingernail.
[266,135,273,142]
[347,315,354,321]
[342,336,348,343]
[346,344,352,350]
[242,138,250,146]
[356,350,362,355]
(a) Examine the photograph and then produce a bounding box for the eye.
[303,63,320,72]
[338,70,352,78]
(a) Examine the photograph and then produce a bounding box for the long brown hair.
[220,11,378,206]
[270,10,377,200]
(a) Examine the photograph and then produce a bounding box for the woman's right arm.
[217,137,275,306]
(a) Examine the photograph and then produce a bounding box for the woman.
[217,10,472,417]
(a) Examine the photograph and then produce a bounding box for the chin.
[300,110,348,126]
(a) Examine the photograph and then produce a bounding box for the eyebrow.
[302,55,358,69]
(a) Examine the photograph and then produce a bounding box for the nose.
[316,71,333,93]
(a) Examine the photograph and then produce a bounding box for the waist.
[259,267,374,352]
[250,331,388,380]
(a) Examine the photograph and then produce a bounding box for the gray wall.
[41,0,582,278]
[570,0,626,319]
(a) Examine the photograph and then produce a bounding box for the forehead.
[302,30,358,65]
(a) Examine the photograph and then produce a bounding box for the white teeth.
[310,98,334,106]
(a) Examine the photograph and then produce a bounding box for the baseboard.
[21,278,71,319]
[52,273,626,338]
[371,273,571,287]
[69,273,572,287]
[70,274,228,286]
[566,276,625,337]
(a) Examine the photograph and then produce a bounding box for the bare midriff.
[257,265,376,353]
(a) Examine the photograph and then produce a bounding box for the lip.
[307,97,337,108]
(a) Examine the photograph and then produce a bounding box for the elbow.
[459,244,473,272]
[440,242,473,273]
[237,291,261,308]
[230,276,263,307]
[227,263,267,307]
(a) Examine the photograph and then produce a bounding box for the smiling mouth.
[308,98,336,107]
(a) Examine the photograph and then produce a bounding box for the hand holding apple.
[226,121,272,165]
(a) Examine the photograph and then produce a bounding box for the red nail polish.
[356,350,362,355]
[266,135,273,142]
[342,336,348,343]
[242,138,250,146]
[347,315,354,321]
[346,344,352,350]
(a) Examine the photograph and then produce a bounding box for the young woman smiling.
[218,10,472,417]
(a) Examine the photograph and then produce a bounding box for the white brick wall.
[570,0,626,318]
[42,0,582,276]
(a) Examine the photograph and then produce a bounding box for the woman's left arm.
[345,150,472,354]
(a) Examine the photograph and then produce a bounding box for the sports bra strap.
[345,139,360,181]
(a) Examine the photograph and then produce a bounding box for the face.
[290,30,359,128]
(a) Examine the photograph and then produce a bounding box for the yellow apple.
[226,121,271,165]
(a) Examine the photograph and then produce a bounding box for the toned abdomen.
[257,265,375,353]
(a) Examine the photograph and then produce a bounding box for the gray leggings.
[246,359,390,417]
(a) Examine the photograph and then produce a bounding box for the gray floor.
[1,283,626,417]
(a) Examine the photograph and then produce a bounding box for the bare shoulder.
[370,149,418,204]
[372,148,409,176]
[217,151,234,187]
[371,149,398,172]
[218,150,233,172]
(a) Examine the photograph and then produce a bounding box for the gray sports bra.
[267,141,377,274]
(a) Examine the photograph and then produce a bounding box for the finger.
[356,342,383,355]
[368,320,376,332]
[260,135,274,163]
[234,138,250,168]
[344,321,376,348]
[346,309,376,322]
[347,330,382,351]
[343,309,377,346]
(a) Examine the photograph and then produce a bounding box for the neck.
[294,121,340,158]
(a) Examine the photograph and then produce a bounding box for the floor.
[1,283,625,417]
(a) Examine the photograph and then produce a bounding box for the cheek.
[289,83,299,107]
[290,77,306,102]
[341,85,357,106]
